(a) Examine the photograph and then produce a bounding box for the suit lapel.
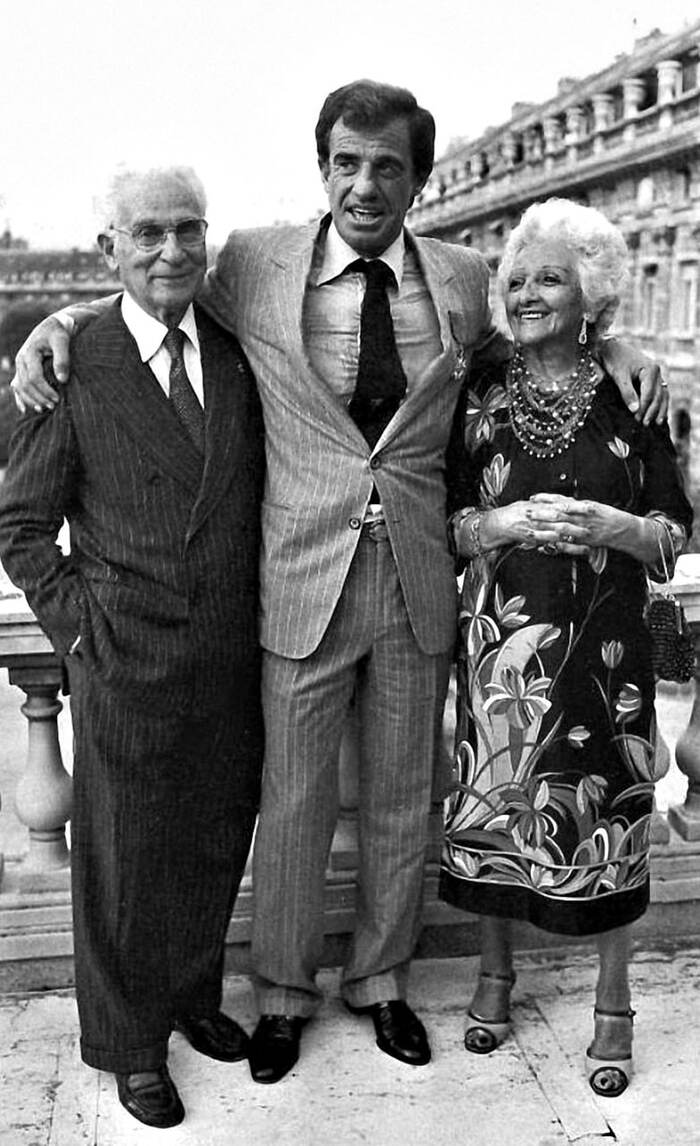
[370,232,459,451]
[411,234,459,354]
[268,218,368,448]
[187,307,247,538]
[83,302,204,493]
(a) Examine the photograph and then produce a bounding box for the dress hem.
[439,869,650,936]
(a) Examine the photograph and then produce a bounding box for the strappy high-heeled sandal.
[464,970,516,1055]
[586,1007,635,1097]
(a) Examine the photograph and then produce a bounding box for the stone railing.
[0,591,71,890]
[3,558,700,986]
[662,556,700,840]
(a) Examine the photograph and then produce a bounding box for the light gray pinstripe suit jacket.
[206,216,496,660]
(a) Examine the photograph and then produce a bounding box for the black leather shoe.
[115,1066,185,1128]
[248,1014,306,1083]
[347,1000,431,1065]
[173,1011,249,1061]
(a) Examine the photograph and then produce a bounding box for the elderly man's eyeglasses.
[111,218,208,252]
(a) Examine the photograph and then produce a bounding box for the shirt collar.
[120,292,200,362]
[316,221,406,288]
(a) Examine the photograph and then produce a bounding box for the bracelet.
[468,510,484,557]
[453,507,485,559]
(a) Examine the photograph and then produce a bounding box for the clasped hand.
[500,493,617,556]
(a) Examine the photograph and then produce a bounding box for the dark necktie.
[163,327,205,454]
[347,259,407,449]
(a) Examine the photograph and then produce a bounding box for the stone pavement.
[2,946,700,1146]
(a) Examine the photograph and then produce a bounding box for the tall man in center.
[205,80,501,1080]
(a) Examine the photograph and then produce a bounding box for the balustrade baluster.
[10,666,72,884]
[668,629,700,840]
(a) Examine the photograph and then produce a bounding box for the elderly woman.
[441,198,692,1097]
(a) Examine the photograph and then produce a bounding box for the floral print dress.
[440,363,693,935]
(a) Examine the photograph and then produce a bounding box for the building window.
[679,264,698,333]
[638,70,658,110]
[642,268,657,331]
[676,166,692,203]
[637,176,655,210]
[682,56,698,93]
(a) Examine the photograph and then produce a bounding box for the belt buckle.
[363,518,387,541]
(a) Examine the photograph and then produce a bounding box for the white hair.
[96,164,207,231]
[498,198,629,335]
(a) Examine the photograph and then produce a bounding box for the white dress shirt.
[303,222,442,406]
[120,293,204,407]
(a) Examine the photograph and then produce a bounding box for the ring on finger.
[562,532,575,544]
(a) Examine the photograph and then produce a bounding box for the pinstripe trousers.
[251,522,451,1016]
[68,660,262,1073]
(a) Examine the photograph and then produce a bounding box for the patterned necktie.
[347,259,407,449]
[162,327,205,454]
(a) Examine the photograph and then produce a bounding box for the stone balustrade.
[3,558,700,987]
[664,557,700,840]
[0,592,71,892]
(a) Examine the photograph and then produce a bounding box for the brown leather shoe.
[346,1000,431,1065]
[248,1014,307,1083]
[115,1066,185,1128]
[173,1011,249,1061]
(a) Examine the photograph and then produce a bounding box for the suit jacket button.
[349,517,361,530]
[369,456,381,470]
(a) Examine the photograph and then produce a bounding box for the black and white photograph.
[1,1,699,1142]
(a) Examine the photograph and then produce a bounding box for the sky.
[2,0,699,251]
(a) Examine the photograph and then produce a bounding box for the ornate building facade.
[0,244,118,330]
[0,239,120,460]
[409,20,700,545]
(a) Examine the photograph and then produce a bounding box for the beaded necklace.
[507,345,599,458]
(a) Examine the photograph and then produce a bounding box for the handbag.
[645,520,695,683]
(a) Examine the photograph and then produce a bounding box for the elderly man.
[12,80,666,1086]
[0,166,265,1127]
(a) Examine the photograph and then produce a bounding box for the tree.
[0,301,52,465]
[0,300,52,361]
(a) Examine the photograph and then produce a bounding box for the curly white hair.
[497,198,629,335]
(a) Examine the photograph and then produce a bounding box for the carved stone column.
[501,132,519,169]
[565,105,584,140]
[657,59,682,104]
[623,76,646,117]
[542,115,562,152]
[623,77,646,142]
[592,93,614,153]
[523,126,543,164]
[542,116,562,171]
[0,601,72,890]
[657,59,682,129]
[592,92,614,132]
[668,642,700,840]
[9,664,72,884]
[666,568,700,839]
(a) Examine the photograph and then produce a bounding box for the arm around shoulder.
[12,296,115,411]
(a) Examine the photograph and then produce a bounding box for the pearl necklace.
[507,346,599,458]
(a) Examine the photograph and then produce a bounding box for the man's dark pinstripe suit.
[0,300,265,1073]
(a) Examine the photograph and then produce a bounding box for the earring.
[578,317,588,346]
